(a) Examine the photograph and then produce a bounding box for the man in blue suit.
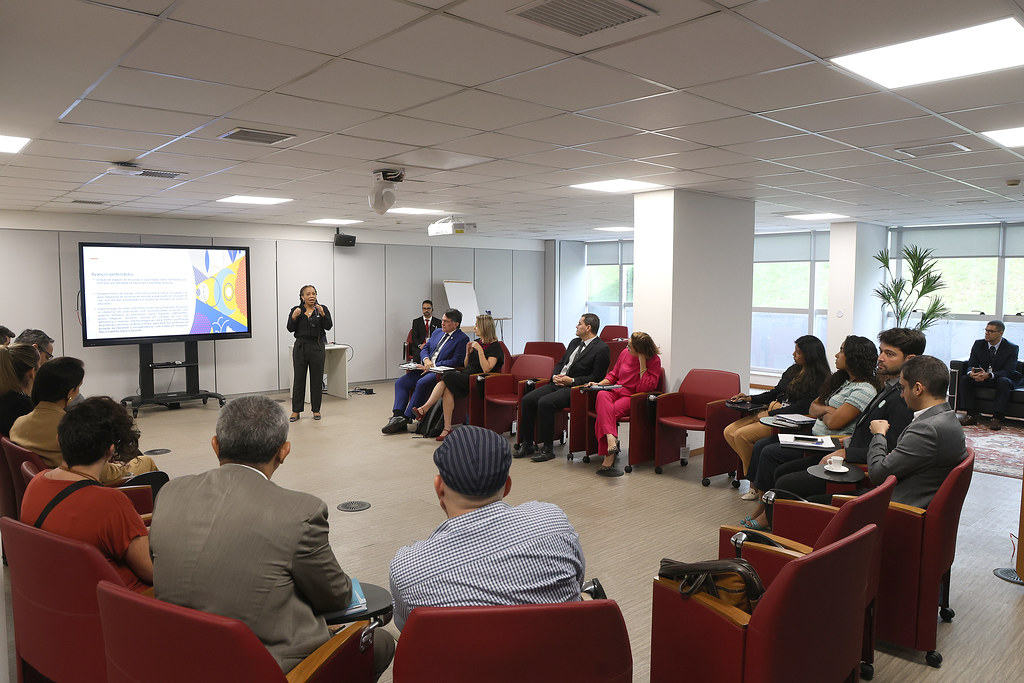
[958,320,1020,431]
[383,308,468,434]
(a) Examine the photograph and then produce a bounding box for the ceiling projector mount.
[369,168,405,215]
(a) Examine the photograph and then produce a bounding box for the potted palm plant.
[873,244,951,331]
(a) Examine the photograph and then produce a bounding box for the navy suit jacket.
[420,327,469,368]
[964,338,1019,380]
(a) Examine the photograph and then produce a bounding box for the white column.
[633,189,754,390]
[827,221,887,354]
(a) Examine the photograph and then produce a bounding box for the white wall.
[557,241,587,342]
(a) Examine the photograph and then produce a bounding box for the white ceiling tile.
[697,160,800,180]
[575,160,678,179]
[340,115,477,147]
[764,93,928,132]
[280,60,463,112]
[686,63,876,113]
[824,117,967,148]
[653,147,752,170]
[945,103,1024,135]
[511,148,618,169]
[723,135,849,159]
[499,115,636,146]
[403,90,561,130]
[582,91,744,130]
[381,149,493,171]
[157,137,275,161]
[776,149,888,171]
[907,149,1023,172]
[291,135,416,160]
[463,160,551,179]
[590,12,806,89]
[257,149,363,172]
[39,123,176,153]
[434,133,556,158]
[897,66,1024,113]
[579,133,702,159]
[23,140,151,163]
[87,68,261,117]
[229,94,381,133]
[61,100,212,136]
[347,15,564,87]
[664,116,802,147]
[632,170,724,186]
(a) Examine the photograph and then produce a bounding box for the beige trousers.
[722,401,782,476]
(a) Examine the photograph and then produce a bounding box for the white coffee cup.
[828,455,845,470]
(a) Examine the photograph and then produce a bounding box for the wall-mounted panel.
[512,250,545,354]
[475,249,513,347]
[276,240,335,390]
[333,243,386,383]
[385,245,432,379]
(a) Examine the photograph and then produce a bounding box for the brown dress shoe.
[958,414,977,426]
[989,417,1002,431]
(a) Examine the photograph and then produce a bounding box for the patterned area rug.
[963,418,1024,479]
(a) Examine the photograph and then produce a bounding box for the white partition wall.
[828,221,887,353]
[558,241,586,342]
[385,245,432,379]
[512,250,545,354]
[430,247,474,317]
[276,240,335,391]
[334,243,386,383]
[0,228,61,352]
[474,249,513,343]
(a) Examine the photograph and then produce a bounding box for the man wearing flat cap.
[388,426,585,630]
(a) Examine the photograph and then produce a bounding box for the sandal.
[740,517,769,531]
[413,406,427,420]
[740,490,759,501]
[435,428,452,442]
[313,413,321,421]
[289,414,299,422]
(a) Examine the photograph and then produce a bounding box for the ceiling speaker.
[334,233,356,247]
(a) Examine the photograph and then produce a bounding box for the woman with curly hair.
[740,335,882,530]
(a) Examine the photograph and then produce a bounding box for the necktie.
[431,333,450,361]
[990,345,997,363]
[564,342,584,372]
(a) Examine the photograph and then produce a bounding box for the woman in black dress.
[0,343,40,437]
[414,314,503,441]
[285,284,333,422]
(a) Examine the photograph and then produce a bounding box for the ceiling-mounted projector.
[368,168,404,215]
[106,161,144,176]
[428,216,477,236]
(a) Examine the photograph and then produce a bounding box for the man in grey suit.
[867,355,969,509]
[150,395,394,679]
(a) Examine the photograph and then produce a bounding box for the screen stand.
[121,342,226,417]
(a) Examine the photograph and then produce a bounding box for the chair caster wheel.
[219,399,226,407]
[731,479,741,488]
[939,607,954,622]
[567,454,574,461]
[654,466,662,474]
[860,662,874,680]
[624,465,633,473]
[925,651,942,668]
[701,478,711,486]
[582,455,590,463]
[680,459,688,466]
[729,470,736,477]
[202,397,208,404]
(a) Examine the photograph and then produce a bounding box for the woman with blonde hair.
[414,314,504,441]
[587,331,662,477]
[0,343,40,437]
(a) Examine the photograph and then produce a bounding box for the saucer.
[824,464,849,474]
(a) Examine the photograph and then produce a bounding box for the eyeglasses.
[39,348,53,362]
[984,328,999,334]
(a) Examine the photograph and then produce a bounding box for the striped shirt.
[812,379,878,436]
[389,500,585,630]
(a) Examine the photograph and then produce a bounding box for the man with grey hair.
[150,395,394,679]
[14,328,54,363]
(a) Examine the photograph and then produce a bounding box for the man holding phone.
[957,320,1020,430]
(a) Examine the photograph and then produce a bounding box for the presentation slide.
[80,243,250,346]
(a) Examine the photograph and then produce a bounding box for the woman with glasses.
[0,343,40,438]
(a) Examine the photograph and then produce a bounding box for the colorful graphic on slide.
[191,250,249,335]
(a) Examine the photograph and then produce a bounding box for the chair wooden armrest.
[140,513,152,526]
[655,577,750,627]
[718,525,814,555]
[771,499,839,545]
[654,391,685,415]
[888,501,926,517]
[286,620,372,683]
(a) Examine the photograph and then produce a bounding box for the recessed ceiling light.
[0,135,31,154]
[217,195,292,205]
[388,207,448,215]
[570,179,664,193]
[832,18,1024,89]
[785,213,849,221]
[594,226,635,232]
[980,125,1024,148]
[307,218,363,225]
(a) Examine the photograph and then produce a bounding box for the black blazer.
[410,316,443,350]
[843,380,912,464]
[553,337,610,386]
[964,338,1020,380]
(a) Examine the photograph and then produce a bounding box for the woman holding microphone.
[286,285,332,422]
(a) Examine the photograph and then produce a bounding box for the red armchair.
[873,450,975,668]
[2,436,49,515]
[455,341,514,427]
[522,341,566,365]
[569,368,666,464]
[637,369,739,476]
[651,524,879,683]
[96,580,375,683]
[480,354,555,436]
[600,325,628,341]
[394,601,632,683]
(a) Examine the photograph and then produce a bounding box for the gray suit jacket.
[866,403,968,509]
[150,465,352,672]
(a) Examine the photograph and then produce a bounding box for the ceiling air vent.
[894,141,970,158]
[136,169,187,179]
[511,0,655,37]
[71,199,105,205]
[218,127,296,145]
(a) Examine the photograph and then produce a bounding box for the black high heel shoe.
[596,442,623,477]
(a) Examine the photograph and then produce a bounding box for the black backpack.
[414,402,445,438]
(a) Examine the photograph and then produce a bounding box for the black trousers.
[292,340,326,413]
[519,383,571,446]
[958,374,1015,417]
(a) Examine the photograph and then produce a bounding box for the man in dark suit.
[150,395,394,679]
[772,328,926,500]
[383,308,469,434]
[517,314,611,462]
[868,355,968,508]
[409,299,442,357]
[958,320,1020,430]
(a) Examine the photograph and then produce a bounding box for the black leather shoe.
[381,416,409,434]
[958,414,978,426]
[989,417,1003,431]
[514,442,537,458]
[531,446,556,462]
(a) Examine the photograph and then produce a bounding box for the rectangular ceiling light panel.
[218,127,296,145]
[894,141,971,158]
[833,18,1024,89]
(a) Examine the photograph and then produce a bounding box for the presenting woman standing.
[286,285,332,422]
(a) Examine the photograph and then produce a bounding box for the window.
[585,241,633,327]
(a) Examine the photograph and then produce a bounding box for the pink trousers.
[595,390,632,456]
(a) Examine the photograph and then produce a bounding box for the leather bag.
[658,557,765,613]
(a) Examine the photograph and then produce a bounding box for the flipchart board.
[443,280,480,329]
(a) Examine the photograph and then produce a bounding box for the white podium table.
[289,343,350,404]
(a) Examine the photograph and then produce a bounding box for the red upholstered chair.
[651,524,879,683]
[19,459,41,488]
[2,437,49,513]
[600,325,628,341]
[1,517,123,683]
[522,340,566,365]
[718,476,898,679]
[393,601,632,683]
[873,450,975,668]
[457,341,515,427]
[0,436,21,522]
[403,329,414,361]
[96,581,375,683]
[569,368,666,464]
[567,341,629,455]
[481,354,555,436]
[700,399,747,488]
[636,369,739,476]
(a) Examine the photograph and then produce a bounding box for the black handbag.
[658,557,765,613]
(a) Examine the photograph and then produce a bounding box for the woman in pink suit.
[588,331,661,477]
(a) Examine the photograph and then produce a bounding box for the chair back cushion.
[816,475,896,549]
[522,341,567,364]
[678,369,740,419]
[605,341,628,365]
[510,354,555,383]
[924,450,975,570]
[2,437,49,512]
[0,437,20,519]
[746,525,878,683]
[19,459,41,488]
[394,601,632,683]
[96,580,285,683]
[0,518,123,683]
[599,325,628,341]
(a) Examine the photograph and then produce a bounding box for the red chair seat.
[488,395,519,406]
[658,416,705,430]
